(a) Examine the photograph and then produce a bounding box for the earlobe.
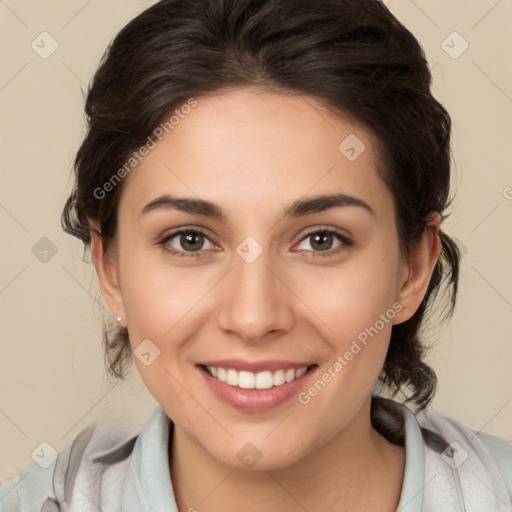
[393,213,442,324]
[89,220,125,325]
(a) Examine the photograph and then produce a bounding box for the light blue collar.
[121,405,177,511]
[121,402,425,511]
[395,402,425,511]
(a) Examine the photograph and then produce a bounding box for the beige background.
[0,0,511,478]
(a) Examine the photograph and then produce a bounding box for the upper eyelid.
[161,226,218,245]
[294,229,352,251]
[299,225,352,240]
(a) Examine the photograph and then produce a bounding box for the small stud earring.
[116,317,122,322]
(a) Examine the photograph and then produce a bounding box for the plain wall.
[0,0,511,478]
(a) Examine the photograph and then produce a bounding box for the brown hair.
[62,0,460,411]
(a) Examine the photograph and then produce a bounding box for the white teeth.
[238,371,255,389]
[285,369,296,382]
[205,365,309,389]
[217,367,227,383]
[255,371,273,389]
[226,369,238,386]
[273,369,286,386]
[295,367,307,378]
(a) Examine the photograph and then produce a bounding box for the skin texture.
[90,86,441,511]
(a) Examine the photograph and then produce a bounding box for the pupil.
[312,232,332,251]
[182,232,202,251]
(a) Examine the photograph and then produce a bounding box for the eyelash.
[158,227,353,258]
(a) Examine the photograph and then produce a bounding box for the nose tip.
[215,253,294,343]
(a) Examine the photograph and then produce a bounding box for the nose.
[216,246,295,344]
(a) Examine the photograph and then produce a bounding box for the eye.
[158,226,352,258]
[295,228,352,256]
[159,228,216,257]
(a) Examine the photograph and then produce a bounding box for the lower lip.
[198,365,317,412]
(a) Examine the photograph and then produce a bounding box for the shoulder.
[474,430,512,498]
[0,416,139,511]
[415,405,512,506]
[0,453,58,511]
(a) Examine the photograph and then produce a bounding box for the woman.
[2,0,511,510]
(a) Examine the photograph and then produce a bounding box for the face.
[93,86,436,470]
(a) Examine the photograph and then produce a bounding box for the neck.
[169,395,405,512]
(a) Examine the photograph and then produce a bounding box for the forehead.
[119,86,392,220]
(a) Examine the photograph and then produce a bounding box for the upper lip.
[199,359,315,373]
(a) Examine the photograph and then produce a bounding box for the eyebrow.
[139,193,375,222]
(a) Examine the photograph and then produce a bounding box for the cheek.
[117,255,216,420]
[293,246,401,393]
[299,249,400,337]
[118,236,189,322]
[118,246,220,357]
[291,260,400,434]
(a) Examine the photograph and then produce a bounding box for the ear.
[89,220,126,327]
[393,212,442,324]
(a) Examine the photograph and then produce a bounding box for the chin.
[209,436,308,472]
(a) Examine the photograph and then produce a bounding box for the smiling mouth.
[199,364,317,390]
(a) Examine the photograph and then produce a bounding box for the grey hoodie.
[1,396,511,511]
